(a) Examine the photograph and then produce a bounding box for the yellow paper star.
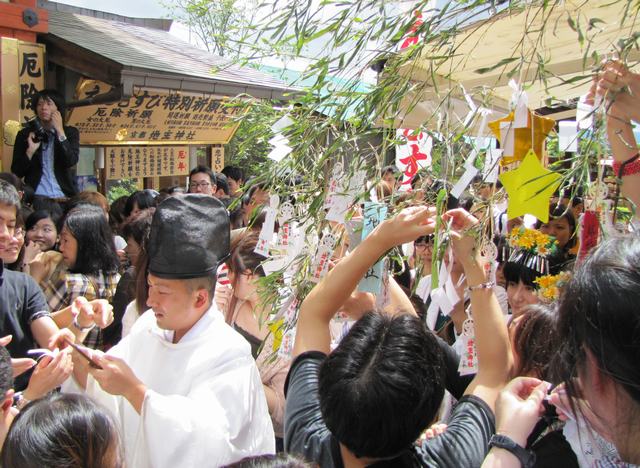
[499,150,561,223]
[488,110,555,165]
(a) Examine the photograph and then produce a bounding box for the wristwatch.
[488,434,536,468]
[58,134,67,142]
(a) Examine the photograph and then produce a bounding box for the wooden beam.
[12,0,38,7]
[40,35,123,86]
[0,3,48,34]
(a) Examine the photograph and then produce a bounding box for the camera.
[24,117,49,144]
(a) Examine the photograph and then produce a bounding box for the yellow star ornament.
[499,150,561,223]
[488,110,555,165]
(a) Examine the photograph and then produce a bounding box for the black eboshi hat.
[147,194,230,279]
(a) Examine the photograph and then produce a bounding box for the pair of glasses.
[414,242,433,248]
[13,228,25,239]
[189,182,211,189]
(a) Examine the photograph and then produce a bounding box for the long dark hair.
[124,210,155,314]
[555,235,640,424]
[225,232,266,323]
[1,393,122,468]
[63,205,119,275]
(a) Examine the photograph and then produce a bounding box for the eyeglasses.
[189,182,211,189]
[13,228,25,239]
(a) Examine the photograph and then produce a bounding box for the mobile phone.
[63,338,102,369]
[26,348,56,362]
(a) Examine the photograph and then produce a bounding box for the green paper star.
[499,150,561,223]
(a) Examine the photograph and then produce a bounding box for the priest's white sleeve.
[140,354,275,467]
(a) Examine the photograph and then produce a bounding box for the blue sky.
[56,0,170,18]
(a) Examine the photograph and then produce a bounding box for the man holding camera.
[12,89,79,200]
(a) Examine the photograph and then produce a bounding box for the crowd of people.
[0,62,637,468]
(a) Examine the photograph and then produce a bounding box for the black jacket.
[11,125,79,197]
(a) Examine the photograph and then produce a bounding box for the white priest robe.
[85,304,275,468]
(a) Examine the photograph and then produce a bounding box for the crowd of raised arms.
[0,63,638,468]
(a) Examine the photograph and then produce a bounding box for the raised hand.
[442,208,481,265]
[494,377,550,446]
[372,205,437,250]
[73,297,114,329]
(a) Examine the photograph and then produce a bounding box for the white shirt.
[86,303,275,467]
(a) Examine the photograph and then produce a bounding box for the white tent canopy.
[381,0,639,132]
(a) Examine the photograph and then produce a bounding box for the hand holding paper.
[442,208,480,264]
[372,205,437,250]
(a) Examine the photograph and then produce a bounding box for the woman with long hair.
[118,210,154,338]
[219,231,290,446]
[46,205,120,350]
[484,235,640,467]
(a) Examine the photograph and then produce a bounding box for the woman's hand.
[494,377,549,447]
[23,241,41,266]
[23,350,73,400]
[442,208,480,266]
[372,205,437,250]
[215,283,233,317]
[588,60,640,123]
[73,297,114,329]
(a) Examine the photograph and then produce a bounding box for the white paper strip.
[559,120,579,152]
[416,275,432,302]
[499,121,515,156]
[576,95,594,130]
[509,79,529,128]
[431,287,454,316]
[268,144,293,162]
[271,115,294,133]
[451,166,479,199]
[255,195,279,256]
[269,134,289,147]
[484,148,503,184]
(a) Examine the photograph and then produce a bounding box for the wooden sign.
[68,80,242,145]
[1,38,45,169]
[105,146,189,180]
[212,144,224,172]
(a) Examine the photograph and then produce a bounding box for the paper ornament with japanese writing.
[310,232,337,283]
[324,162,344,209]
[276,202,295,249]
[358,202,388,294]
[488,110,555,166]
[395,128,432,190]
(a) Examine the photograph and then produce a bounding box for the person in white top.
[65,194,274,468]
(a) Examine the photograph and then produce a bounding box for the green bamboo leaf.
[474,57,519,74]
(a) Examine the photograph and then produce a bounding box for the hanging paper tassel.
[578,210,600,261]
